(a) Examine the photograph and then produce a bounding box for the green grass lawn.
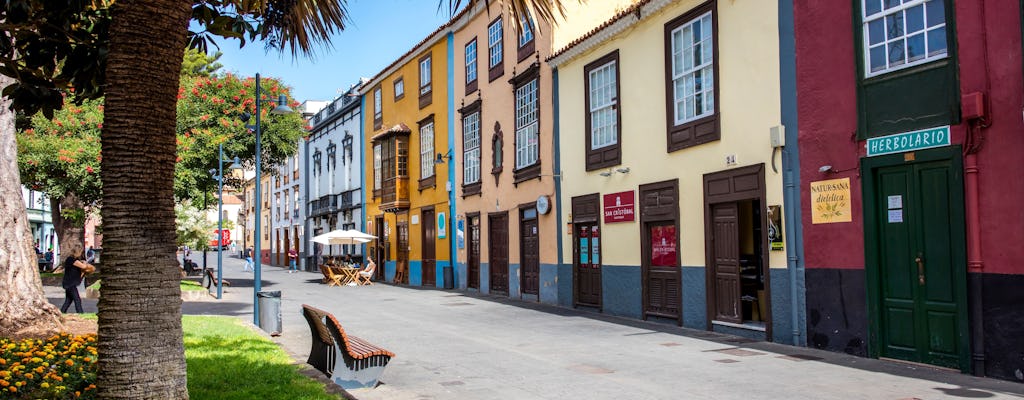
[183,316,338,399]
[86,280,207,292]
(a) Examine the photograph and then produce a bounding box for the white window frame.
[861,0,948,78]
[670,11,715,126]
[420,57,432,95]
[514,78,539,169]
[463,112,481,184]
[419,122,435,179]
[373,143,382,190]
[488,19,503,68]
[588,60,618,150]
[465,40,478,83]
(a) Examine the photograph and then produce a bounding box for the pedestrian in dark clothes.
[60,245,89,313]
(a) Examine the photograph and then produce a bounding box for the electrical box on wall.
[770,125,785,148]
[961,92,986,120]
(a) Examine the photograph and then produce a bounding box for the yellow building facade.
[450,1,632,302]
[550,0,788,341]
[362,29,452,286]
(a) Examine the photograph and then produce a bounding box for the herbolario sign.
[865,125,950,157]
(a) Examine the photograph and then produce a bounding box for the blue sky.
[213,0,460,102]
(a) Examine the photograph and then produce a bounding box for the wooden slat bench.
[301,304,395,389]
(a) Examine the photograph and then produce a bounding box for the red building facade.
[795,0,1024,380]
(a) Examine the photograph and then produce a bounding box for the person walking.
[60,245,90,313]
[244,247,254,272]
[288,248,298,273]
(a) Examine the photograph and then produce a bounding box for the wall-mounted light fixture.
[598,171,613,177]
[615,167,631,174]
[818,165,834,173]
[435,150,453,165]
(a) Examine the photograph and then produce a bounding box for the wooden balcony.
[379,177,410,212]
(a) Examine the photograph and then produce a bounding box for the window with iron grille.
[419,122,435,179]
[514,79,539,169]
[463,112,481,184]
[488,18,503,68]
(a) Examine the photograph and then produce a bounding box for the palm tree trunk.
[96,0,192,397]
[0,73,65,339]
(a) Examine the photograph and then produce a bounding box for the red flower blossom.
[85,166,94,173]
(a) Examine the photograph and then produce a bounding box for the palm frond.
[446,0,577,33]
[255,0,351,58]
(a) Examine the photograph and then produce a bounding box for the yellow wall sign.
[810,178,852,224]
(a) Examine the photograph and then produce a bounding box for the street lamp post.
[212,145,241,300]
[241,72,293,327]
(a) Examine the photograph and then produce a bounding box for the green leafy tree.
[17,98,103,259]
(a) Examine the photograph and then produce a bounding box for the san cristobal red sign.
[603,191,635,223]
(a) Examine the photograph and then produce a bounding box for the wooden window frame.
[487,16,505,82]
[584,50,622,171]
[460,99,483,197]
[664,1,720,153]
[419,53,433,109]
[465,38,479,95]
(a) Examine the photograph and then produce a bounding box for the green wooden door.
[865,149,969,371]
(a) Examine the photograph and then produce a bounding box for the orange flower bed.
[0,333,98,399]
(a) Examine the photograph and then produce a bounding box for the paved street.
[48,255,1024,399]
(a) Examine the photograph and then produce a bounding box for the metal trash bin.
[257,291,282,336]
[442,265,454,289]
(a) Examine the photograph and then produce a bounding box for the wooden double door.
[421,208,436,287]
[640,180,681,323]
[467,214,480,289]
[520,208,539,296]
[488,212,508,294]
[572,194,602,308]
[864,148,968,370]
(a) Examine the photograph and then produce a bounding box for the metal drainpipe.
[965,151,985,376]
[779,0,803,346]
[552,68,565,305]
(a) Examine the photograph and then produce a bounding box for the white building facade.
[304,86,364,269]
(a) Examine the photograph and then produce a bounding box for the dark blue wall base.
[557,263,573,307]
[769,267,804,345]
[384,261,397,283]
[509,263,520,298]
[602,265,641,319]
[540,263,558,305]
[980,272,1024,382]
[805,268,868,357]
[681,267,707,329]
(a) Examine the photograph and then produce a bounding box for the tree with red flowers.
[175,72,305,205]
[17,98,103,258]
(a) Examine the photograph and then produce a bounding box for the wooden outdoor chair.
[357,263,376,286]
[318,264,331,284]
[321,265,343,286]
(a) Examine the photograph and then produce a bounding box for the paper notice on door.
[887,195,903,209]
[888,209,903,223]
